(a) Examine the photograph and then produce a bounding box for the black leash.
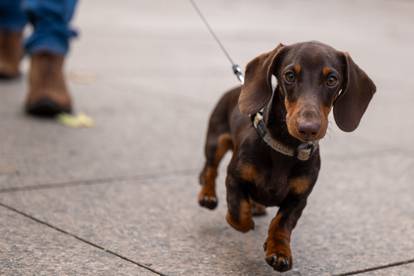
[189,0,244,84]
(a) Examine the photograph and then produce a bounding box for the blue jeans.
[0,0,78,55]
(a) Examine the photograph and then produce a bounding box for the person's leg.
[0,0,26,31]
[23,0,78,116]
[0,0,26,78]
[23,0,78,55]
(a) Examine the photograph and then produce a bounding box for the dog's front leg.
[264,194,308,272]
[225,173,255,233]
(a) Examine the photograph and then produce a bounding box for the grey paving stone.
[0,80,206,189]
[0,207,155,276]
[0,150,412,276]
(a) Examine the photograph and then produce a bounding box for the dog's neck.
[263,87,303,148]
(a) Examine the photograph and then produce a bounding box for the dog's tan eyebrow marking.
[322,66,332,76]
[293,64,301,74]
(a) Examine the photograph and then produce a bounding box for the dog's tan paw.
[265,254,292,272]
[198,189,218,210]
[264,237,293,272]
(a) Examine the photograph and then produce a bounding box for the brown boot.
[0,31,23,79]
[25,52,73,116]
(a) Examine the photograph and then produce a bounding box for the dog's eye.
[326,75,338,87]
[284,71,296,83]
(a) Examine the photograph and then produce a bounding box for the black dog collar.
[251,110,318,161]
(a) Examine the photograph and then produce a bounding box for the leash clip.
[232,64,245,84]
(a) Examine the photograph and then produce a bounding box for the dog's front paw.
[263,238,292,272]
[265,254,292,272]
[198,189,218,210]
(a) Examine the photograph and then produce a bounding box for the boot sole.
[25,98,72,118]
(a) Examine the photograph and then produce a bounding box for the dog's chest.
[238,161,292,206]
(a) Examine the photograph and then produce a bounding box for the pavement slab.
[0,79,205,190]
[0,207,156,276]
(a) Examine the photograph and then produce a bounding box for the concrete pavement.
[0,0,413,275]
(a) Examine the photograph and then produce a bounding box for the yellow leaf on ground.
[57,113,95,128]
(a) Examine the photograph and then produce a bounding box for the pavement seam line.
[0,201,168,276]
[333,258,414,276]
[0,168,198,194]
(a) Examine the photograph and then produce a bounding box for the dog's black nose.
[298,121,321,139]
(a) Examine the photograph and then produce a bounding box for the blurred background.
[0,0,413,275]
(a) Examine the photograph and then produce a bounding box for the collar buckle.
[295,143,317,161]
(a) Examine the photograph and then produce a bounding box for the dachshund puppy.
[198,41,376,272]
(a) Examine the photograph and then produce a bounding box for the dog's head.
[239,41,376,142]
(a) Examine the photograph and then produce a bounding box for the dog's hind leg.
[198,93,235,210]
[198,130,233,210]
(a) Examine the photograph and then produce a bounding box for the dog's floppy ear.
[238,43,285,115]
[333,52,376,132]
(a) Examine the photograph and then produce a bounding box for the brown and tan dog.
[198,41,376,272]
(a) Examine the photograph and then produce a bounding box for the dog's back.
[206,86,240,136]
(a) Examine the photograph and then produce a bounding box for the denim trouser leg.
[0,0,27,31]
[23,0,78,55]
